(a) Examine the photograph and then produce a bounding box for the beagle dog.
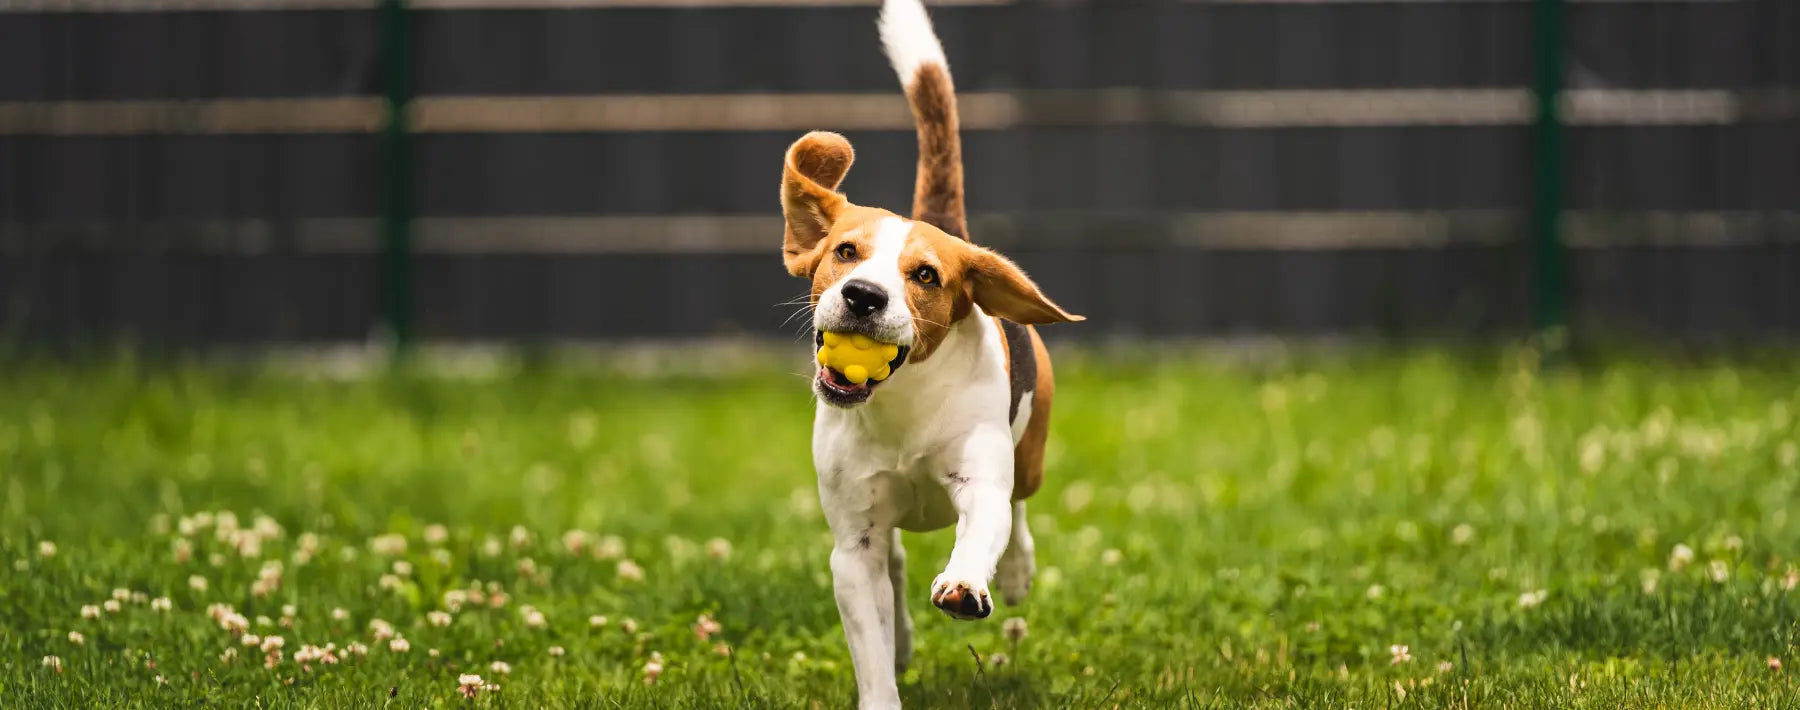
[777,1,1083,706]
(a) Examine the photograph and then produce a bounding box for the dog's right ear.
[782,131,855,277]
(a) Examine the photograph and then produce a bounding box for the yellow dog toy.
[817,332,901,385]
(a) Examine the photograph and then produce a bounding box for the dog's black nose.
[840,279,888,318]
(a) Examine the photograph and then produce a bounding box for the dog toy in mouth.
[817,332,901,385]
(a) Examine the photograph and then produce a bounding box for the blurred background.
[2,0,1796,350]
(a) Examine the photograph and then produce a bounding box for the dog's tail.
[879,0,967,240]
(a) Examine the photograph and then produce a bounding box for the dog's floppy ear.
[781,132,855,277]
[965,247,1085,325]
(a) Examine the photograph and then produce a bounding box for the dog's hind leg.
[995,500,1035,605]
[888,528,913,672]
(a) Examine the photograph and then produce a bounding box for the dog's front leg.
[929,425,1014,620]
[821,489,901,709]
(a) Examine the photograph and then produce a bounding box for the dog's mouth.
[813,330,909,407]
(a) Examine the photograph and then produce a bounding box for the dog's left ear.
[965,247,1085,325]
[781,132,856,277]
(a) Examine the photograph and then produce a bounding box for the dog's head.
[780,131,1082,408]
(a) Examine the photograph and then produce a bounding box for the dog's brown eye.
[913,266,938,285]
[835,243,858,261]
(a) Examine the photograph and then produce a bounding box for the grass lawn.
[3,346,1798,708]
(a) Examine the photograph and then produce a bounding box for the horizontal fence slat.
[7,212,1797,254]
[5,2,1785,102]
[5,89,1788,136]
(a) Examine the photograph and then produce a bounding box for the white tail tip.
[878,0,948,86]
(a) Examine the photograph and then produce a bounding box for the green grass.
[3,347,1799,708]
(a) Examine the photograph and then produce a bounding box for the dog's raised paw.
[930,576,993,620]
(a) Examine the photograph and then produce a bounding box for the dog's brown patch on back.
[1011,325,1053,501]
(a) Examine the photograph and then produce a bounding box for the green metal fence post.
[1531,0,1568,346]
[379,0,415,354]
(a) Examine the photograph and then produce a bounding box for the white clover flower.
[1450,524,1475,546]
[1389,645,1413,664]
[332,608,349,621]
[428,611,453,627]
[1670,544,1695,570]
[589,615,608,629]
[1002,617,1028,643]
[705,538,733,561]
[621,618,639,634]
[188,575,208,592]
[42,655,62,671]
[1708,560,1730,583]
[1438,661,1455,673]
[693,614,722,641]
[378,574,402,592]
[1782,568,1798,592]
[80,605,101,620]
[151,597,172,612]
[431,548,453,567]
[1517,589,1548,609]
[220,647,238,663]
[457,674,487,698]
[549,646,566,657]
[642,659,664,685]
[112,588,131,602]
[490,660,512,675]
[562,530,592,555]
[481,537,503,557]
[389,637,410,653]
[369,534,407,556]
[523,608,547,629]
[1366,584,1386,601]
[280,604,297,619]
[595,535,626,560]
[509,526,531,549]
[68,631,84,645]
[989,652,1009,667]
[102,600,122,614]
[370,619,395,642]
[617,560,645,582]
[38,541,57,558]
[1100,549,1123,566]
[345,642,368,656]
[424,524,450,545]
[260,636,285,653]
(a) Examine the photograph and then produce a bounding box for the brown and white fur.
[778,1,1082,707]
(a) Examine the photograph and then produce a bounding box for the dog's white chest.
[814,425,961,533]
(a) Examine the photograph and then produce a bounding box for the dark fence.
[2,0,1796,345]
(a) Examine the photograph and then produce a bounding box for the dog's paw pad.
[930,578,992,620]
